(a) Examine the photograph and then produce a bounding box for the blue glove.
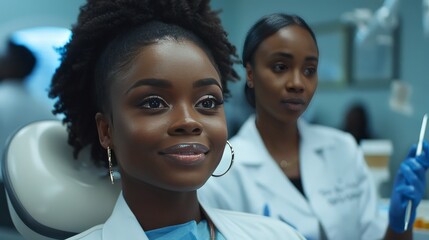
[388,141,429,233]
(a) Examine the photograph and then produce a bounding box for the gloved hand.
[388,141,429,233]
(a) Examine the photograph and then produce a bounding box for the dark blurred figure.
[343,102,372,144]
[0,40,36,80]
[0,37,54,231]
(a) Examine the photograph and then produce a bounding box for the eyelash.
[138,96,169,109]
[271,63,317,77]
[137,95,224,111]
[272,63,288,73]
[304,67,317,77]
[195,95,224,110]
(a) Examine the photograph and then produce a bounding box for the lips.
[160,143,209,165]
[280,98,306,112]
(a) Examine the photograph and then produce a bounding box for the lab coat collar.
[298,119,337,155]
[230,115,328,212]
[200,202,232,239]
[100,193,230,240]
[199,202,264,239]
[234,115,334,167]
[102,192,148,240]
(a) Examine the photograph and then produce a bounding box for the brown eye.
[139,96,169,109]
[272,63,288,73]
[303,67,317,77]
[195,95,224,110]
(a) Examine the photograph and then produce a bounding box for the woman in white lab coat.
[199,13,429,240]
[49,1,305,239]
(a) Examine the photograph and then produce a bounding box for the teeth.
[175,152,197,155]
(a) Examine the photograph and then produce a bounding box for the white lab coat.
[199,115,388,240]
[67,192,305,240]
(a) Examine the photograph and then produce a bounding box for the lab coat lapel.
[298,120,339,239]
[299,119,334,200]
[237,116,311,214]
[254,157,310,212]
[299,123,331,201]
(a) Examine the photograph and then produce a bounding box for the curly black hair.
[49,0,239,167]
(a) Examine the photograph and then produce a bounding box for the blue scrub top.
[145,220,225,240]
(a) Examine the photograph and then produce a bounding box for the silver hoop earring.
[212,140,234,177]
[107,146,114,184]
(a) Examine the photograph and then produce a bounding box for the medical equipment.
[355,0,399,47]
[404,113,428,231]
[344,0,429,44]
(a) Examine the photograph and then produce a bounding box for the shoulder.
[228,117,257,145]
[210,208,305,239]
[66,225,103,240]
[198,164,251,210]
[307,122,354,141]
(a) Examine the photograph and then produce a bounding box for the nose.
[168,105,203,136]
[286,70,304,93]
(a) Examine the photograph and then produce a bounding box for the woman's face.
[247,25,319,123]
[100,40,226,192]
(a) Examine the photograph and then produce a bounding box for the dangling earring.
[247,81,254,88]
[107,146,114,184]
[212,141,235,177]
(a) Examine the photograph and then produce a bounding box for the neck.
[121,174,202,231]
[255,111,301,177]
[255,112,300,151]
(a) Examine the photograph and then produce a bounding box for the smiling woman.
[99,39,227,192]
[48,0,305,239]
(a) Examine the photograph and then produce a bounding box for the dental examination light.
[356,0,399,46]
[341,0,400,48]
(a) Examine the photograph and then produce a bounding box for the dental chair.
[2,120,121,240]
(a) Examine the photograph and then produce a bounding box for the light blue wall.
[212,0,429,197]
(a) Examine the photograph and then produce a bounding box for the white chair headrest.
[2,120,121,240]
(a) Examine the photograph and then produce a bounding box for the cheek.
[115,116,144,142]
[128,117,166,138]
[306,79,318,97]
[202,114,228,156]
[253,71,283,99]
[112,115,165,161]
[313,78,319,90]
[204,114,227,140]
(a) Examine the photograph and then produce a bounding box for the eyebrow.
[192,78,223,91]
[125,78,172,94]
[272,52,318,62]
[124,77,222,94]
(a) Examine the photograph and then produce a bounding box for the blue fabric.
[145,220,225,240]
[389,141,429,232]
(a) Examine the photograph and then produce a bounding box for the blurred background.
[0,0,428,239]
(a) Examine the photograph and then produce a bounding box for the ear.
[245,63,254,88]
[95,112,112,149]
